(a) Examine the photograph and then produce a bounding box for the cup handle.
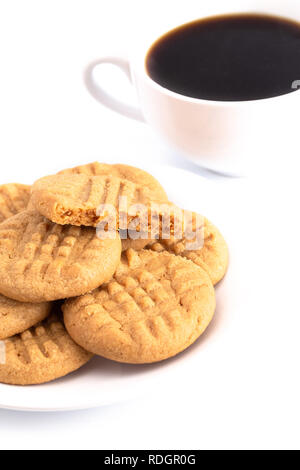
[84,57,145,122]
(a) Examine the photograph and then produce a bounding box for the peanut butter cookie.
[0,310,92,385]
[59,162,168,202]
[31,171,169,227]
[0,295,51,340]
[148,215,228,285]
[63,249,215,364]
[0,184,51,339]
[0,210,121,302]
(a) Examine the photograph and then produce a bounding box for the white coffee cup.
[85,8,300,176]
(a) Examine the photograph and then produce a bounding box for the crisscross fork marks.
[23,221,54,276]
[63,249,216,363]
[33,321,66,355]
[104,272,170,315]
[38,226,83,279]
[94,267,183,333]
[14,223,59,277]
[0,209,122,303]
[78,272,175,341]
[51,225,80,260]
[8,319,67,365]
[150,232,208,255]
[0,187,19,216]
[19,217,48,252]
[0,184,30,222]
[104,279,144,314]
[0,217,33,251]
[11,188,31,212]
[9,335,31,364]
[18,224,90,279]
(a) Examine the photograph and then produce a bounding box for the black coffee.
[146,13,300,101]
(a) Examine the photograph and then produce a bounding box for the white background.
[0,0,300,450]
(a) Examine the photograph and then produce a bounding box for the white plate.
[0,165,273,412]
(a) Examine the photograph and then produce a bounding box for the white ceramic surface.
[0,165,298,413]
[84,3,300,176]
[0,165,236,411]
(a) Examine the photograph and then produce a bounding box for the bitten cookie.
[63,249,215,364]
[30,171,169,227]
[0,295,51,340]
[59,162,168,202]
[0,183,31,223]
[147,215,229,285]
[0,310,93,385]
[0,210,121,302]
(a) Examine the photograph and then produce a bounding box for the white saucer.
[0,165,285,412]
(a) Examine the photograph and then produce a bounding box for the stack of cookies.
[0,162,228,385]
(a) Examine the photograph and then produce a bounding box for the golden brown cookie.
[0,295,51,340]
[0,310,93,385]
[0,210,121,303]
[0,183,31,223]
[59,162,168,202]
[63,249,215,364]
[30,171,169,227]
[0,183,52,338]
[147,216,228,285]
